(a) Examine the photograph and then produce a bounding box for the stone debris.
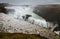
[0,13,39,34]
[0,13,60,39]
[35,26,60,39]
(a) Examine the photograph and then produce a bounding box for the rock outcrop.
[0,13,60,39]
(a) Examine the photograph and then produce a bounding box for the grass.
[0,32,47,39]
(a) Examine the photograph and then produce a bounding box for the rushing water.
[5,5,48,28]
[5,5,44,19]
[0,5,59,34]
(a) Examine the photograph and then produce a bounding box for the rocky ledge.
[0,13,60,39]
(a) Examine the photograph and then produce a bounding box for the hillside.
[0,13,60,39]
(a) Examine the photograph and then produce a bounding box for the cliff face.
[0,3,9,14]
[33,5,60,22]
[33,5,60,33]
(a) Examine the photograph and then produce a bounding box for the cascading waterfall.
[2,5,59,35]
[5,5,49,28]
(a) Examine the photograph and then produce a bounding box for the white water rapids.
[5,5,56,28]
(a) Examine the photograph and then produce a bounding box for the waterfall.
[5,5,48,28]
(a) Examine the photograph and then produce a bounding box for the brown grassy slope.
[0,33,47,39]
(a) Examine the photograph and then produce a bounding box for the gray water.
[5,5,44,20]
[5,5,48,28]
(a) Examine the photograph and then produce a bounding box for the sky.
[0,0,60,5]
